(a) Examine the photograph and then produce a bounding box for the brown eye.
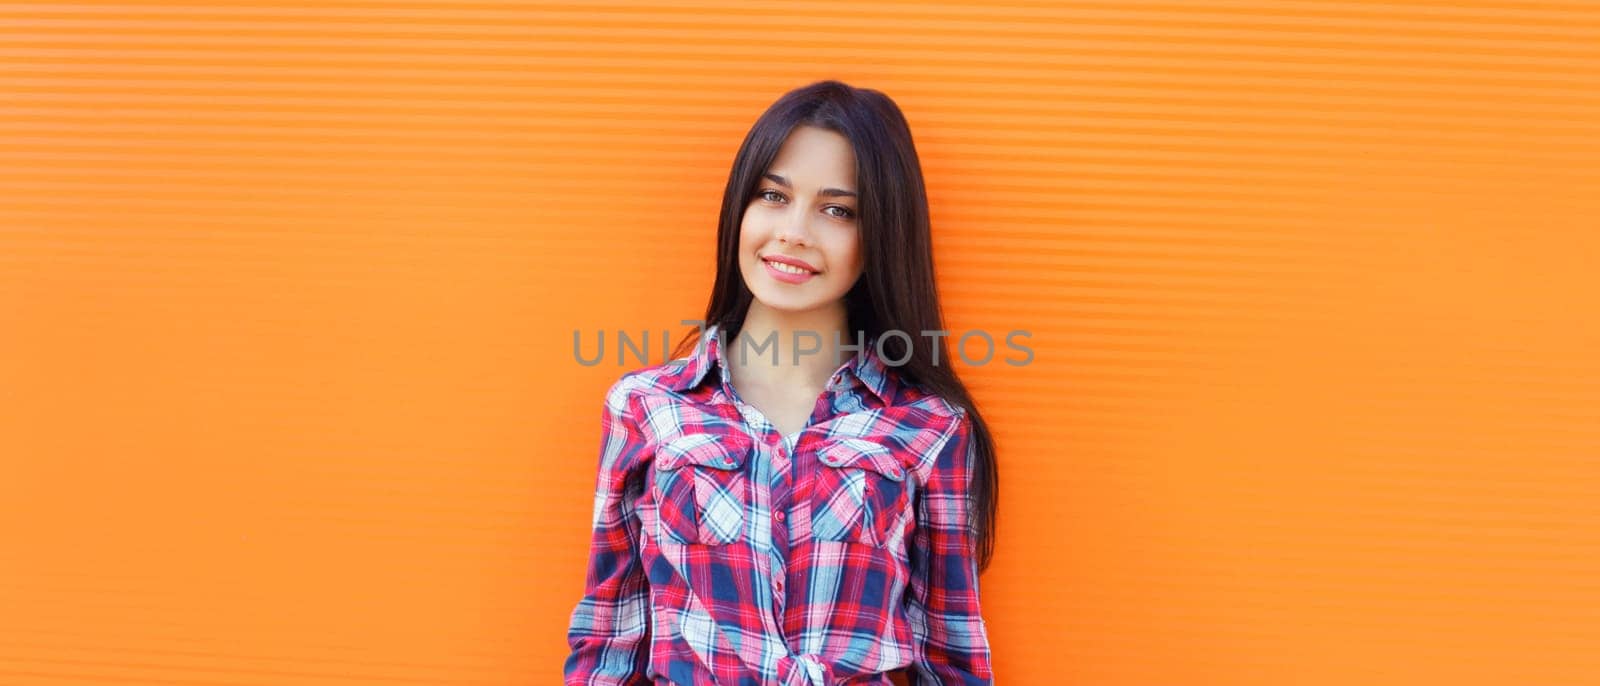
[825,205,856,219]
[757,189,784,203]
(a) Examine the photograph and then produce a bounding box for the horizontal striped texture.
[2,2,1597,684]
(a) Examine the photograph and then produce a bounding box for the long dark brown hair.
[671,80,999,572]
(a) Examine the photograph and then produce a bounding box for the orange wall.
[3,2,1600,684]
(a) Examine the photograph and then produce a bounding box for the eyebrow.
[763,173,857,198]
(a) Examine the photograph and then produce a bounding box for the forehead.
[768,125,856,182]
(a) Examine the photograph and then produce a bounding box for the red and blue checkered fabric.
[563,324,994,685]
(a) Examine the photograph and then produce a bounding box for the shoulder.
[600,358,695,417]
[597,356,730,453]
[589,361,703,478]
[887,371,970,432]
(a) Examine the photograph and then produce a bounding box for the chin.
[746,287,829,314]
[750,292,807,312]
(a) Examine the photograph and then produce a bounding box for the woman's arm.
[563,379,653,686]
[905,410,995,684]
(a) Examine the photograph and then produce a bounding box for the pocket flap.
[817,437,906,482]
[656,432,752,472]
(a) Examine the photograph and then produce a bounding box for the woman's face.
[738,125,865,316]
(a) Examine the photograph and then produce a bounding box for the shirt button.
[775,511,786,523]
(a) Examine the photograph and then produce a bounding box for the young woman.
[564,80,998,685]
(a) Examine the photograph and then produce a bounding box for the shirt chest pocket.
[653,433,752,546]
[808,437,911,548]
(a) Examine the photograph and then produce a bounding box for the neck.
[728,300,857,392]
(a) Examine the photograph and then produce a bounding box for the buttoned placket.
[716,361,857,655]
[769,438,791,610]
[767,372,853,622]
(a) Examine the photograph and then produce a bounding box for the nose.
[774,214,813,247]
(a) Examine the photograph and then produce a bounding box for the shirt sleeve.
[905,409,995,684]
[563,378,653,685]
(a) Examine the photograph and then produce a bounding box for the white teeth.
[766,259,811,275]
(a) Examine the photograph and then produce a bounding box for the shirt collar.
[669,323,895,405]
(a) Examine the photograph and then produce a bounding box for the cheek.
[737,207,764,248]
[839,232,865,275]
[735,224,755,260]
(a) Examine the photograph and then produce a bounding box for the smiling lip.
[761,254,818,284]
[761,254,819,272]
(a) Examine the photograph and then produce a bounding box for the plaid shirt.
[563,324,994,685]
